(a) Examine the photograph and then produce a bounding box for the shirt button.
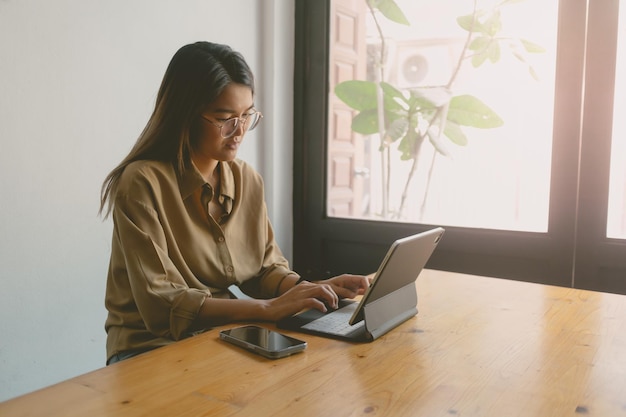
[226,266,234,272]
[218,236,225,242]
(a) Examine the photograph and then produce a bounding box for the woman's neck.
[192,155,220,184]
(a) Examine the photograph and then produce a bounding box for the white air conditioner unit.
[386,39,460,89]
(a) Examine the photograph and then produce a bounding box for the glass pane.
[608,2,626,239]
[328,0,558,232]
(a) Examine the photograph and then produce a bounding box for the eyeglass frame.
[200,110,263,138]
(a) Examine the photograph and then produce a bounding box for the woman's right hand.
[261,281,339,322]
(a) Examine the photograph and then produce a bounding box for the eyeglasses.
[201,110,263,138]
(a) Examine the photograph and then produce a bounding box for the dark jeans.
[106,349,149,365]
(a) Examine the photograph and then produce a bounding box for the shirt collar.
[220,163,235,202]
[178,161,236,201]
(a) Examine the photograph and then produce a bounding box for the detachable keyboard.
[301,303,364,336]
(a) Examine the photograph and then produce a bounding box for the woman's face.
[192,82,255,165]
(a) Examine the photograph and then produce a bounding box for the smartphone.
[219,325,307,359]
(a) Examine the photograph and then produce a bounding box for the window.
[293,0,626,295]
[327,0,557,233]
[608,1,626,239]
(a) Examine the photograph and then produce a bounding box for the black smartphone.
[219,325,307,359]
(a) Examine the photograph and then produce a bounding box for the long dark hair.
[99,41,255,218]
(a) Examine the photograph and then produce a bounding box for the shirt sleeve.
[238,202,300,299]
[112,192,209,340]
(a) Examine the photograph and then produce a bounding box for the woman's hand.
[261,274,369,322]
[198,281,342,326]
[262,281,339,321]
[314,274,370,300]
[197,274,370,326]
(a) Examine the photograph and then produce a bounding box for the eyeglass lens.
[222,112,261,137]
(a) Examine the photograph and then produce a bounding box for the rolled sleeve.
[262,266,299,298]
[169,289,209,340]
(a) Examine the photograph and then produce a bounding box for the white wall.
[0,0,294,402]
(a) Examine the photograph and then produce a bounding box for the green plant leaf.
[498,0,527,5]
[447,95,503,128]
[409,87,452,109]
[380,82,406,103]
[521,39,545,53]
[407,93,435,111]
[381,82,410,112]
[385,117,408,142]
[386,97,408,114]
[488,41,501,63]
[512,50,527,63]
[352,109,380,135]
[367,0,410,25]
[483,10,502,37]
[334,80,378,111]
[443,121,468,146]
[471,50,490,67]
[529,65,540,81]
[457,14,486,33]
[427,128,452,157]
[469,36,490,52]
[397,129,422,160]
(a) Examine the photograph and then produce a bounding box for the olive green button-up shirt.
[104,159,297,360]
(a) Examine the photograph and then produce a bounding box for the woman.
[99,41,369,364]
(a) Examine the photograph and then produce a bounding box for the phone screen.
[220,325,307,359]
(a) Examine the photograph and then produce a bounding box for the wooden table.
[2,270,626,416]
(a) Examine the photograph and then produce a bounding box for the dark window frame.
[293,0,626,294]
